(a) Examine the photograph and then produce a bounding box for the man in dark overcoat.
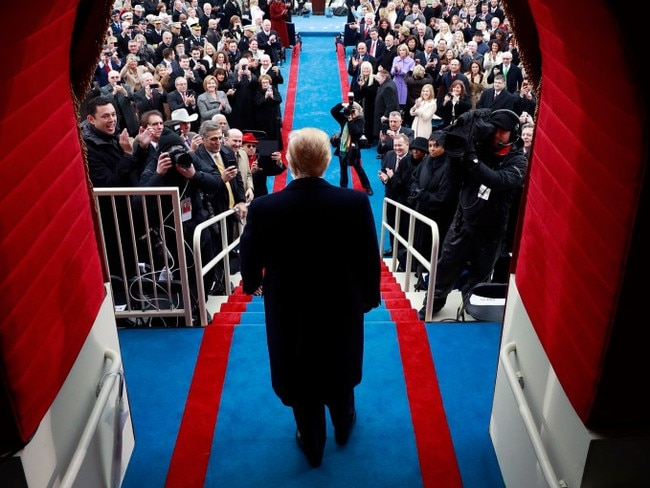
[239,128,381,468]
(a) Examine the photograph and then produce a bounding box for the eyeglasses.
[244,144,257,148]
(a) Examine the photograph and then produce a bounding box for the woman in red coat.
[269,0,290,47]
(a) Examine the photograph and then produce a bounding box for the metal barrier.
[192,208,246,327]
[379,197,439,322]
[93,187,193,327]
[59,349,124,488]
[500,342,568,488]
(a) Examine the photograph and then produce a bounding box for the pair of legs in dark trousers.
[421,220,504,315]
[291,388,356,467]
[339,155,372,192]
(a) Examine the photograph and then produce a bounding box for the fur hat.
[410,136,429,152]
[157,128,185,152]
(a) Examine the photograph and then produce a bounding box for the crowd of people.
[85,4,298,311]
[336,0,536,319]
[81,0,538,468]
[93,0,295,142]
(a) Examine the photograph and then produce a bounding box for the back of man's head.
[286,128,330,178]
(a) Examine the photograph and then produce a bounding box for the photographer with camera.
[418,109,528,320]
[330,95,374,195]
[138,126,224,300]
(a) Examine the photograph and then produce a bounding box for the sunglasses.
[244,144,257,148]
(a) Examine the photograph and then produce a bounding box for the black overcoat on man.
[239,177,381,405]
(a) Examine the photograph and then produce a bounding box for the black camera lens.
[168,146,193,169]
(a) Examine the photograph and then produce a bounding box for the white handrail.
[192,207,245,326]
[59,349,124,488]
[379,197,439,321]
[500,342,568,488]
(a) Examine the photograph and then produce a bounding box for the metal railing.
[379,197,439,322]
[500,342,568,488]
[59,349,124,488]
[93,187,193,327]
[192,208,246,326]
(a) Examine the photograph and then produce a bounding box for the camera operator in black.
[330,98,374,195]
[418,109,528,320]
[139,128,222,301]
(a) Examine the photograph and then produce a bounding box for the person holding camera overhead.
[331,97,374,196]
[100,70,140,137]
[133,72,167,117]
[254,74,284,150]
[227,58,258,133]
[418,108,528,320]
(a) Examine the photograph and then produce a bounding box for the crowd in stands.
[338,0,537,317]
[92,0,294,142]
[343,0,536,144]
[85,0,536,321]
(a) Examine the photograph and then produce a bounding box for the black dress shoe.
[366,188,374,196]
[296,430,322,468]
[334,411,357,446]
[382,248,393,257]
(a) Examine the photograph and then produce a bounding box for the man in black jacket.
[418,109,528,319]
[239,127,381,468]
[82,96,153,275]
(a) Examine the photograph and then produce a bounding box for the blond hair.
[286,128,331,178]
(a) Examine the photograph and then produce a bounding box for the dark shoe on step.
[382,248,393,257]
[376,154,382,159]
[295,430,322,468]
[334,411,357,446]
[366,188,374,196]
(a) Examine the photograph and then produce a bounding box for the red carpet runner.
[165,42,461,488]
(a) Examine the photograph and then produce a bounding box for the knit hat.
[157,128,185,152]
[410,136,429,152]
[489,110,520,132]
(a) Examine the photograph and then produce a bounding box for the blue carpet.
[119,327,205,488]
[426,321,505,488]
[289,36,387,245]
[205,299,422,487]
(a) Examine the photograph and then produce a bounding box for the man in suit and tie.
[239,127,381,468]
[352,12,376,45]
[476,74,517,110]
[377,111,415,158]
[377,133,413,254]
[486,51,523,93]
[415,39,440,79]
[347,42,376,87]
[364,28,386,67]
[134,72,168,117]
